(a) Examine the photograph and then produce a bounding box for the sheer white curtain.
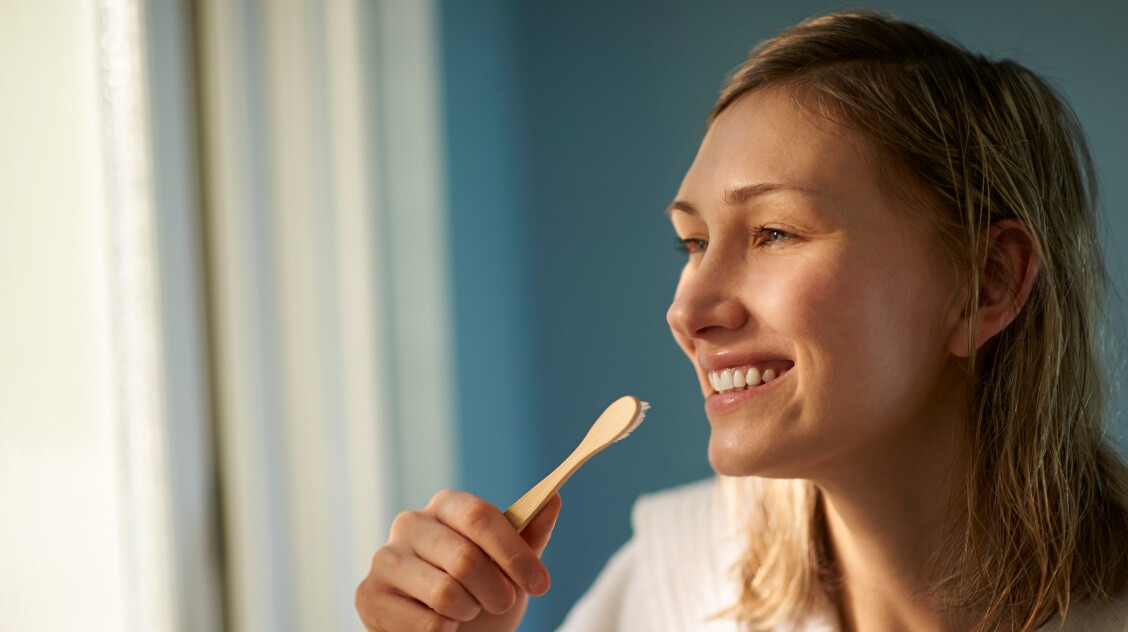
[0,0,455,630]
[195,0,456,630]
[1,1,219,630]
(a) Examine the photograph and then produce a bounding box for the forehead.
[677,87,881,206]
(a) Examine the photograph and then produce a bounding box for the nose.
[666,249,748,340]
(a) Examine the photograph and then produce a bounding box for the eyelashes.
[674,237,707,255]
[673,227,795,256]
[752,227,794,245]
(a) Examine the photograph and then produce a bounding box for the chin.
[707,431,814,480]
[708,437,770,478]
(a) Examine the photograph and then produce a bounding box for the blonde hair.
[711,11,1128,631]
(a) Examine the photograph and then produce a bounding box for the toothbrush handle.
[504,396,645,532]
[504,450,587,532]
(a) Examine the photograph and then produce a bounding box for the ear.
[947,219,1041,357]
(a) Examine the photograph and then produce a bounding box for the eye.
[752,227,794,247]
[675,237,708,255]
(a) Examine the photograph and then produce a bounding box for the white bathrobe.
[556,479,1128,631]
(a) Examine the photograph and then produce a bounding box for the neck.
[811,393,973,631]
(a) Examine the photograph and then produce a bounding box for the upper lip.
[697,348,793,371]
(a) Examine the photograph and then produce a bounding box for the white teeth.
[706,364,785,393]
[746,367,761,387]
[719,369,734,391]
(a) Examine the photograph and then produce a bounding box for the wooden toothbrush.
[504,395,648,532]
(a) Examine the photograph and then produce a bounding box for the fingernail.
[527,570,549,595]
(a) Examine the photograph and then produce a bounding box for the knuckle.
[498,546,525,568]
[459,498,495,530]
[430,489,459,508]
[389,510,421,538]
[492,545,529,577]
[448,543,482,580]
[354,577,371,610]
[371,546,403,573]
[429,577,464,613]
[354,577,390,629]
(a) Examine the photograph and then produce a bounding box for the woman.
[356,11,1128,631]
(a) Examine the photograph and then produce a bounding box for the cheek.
[753,258,872,347]
[757,252,949,382]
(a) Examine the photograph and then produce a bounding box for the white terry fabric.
[555,479,835,631]
[555,478,1128,632]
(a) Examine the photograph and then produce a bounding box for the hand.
[356,490,562,632]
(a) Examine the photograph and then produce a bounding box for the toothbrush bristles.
[614,400,649,442]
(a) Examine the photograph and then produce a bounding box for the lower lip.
[704,371,789,415]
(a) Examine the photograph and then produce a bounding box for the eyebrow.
[666,182,812,216]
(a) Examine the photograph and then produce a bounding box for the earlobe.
[947,219,1041,357]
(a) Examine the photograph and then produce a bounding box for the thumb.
[521,493,561,557]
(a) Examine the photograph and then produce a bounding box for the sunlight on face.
[666,88,966,481]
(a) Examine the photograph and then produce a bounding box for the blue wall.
[438,1,1128,629]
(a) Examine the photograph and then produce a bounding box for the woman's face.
[667,88,965,480]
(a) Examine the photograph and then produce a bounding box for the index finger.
[429,490,550,596]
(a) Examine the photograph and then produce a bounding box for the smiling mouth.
[707,361,794,394]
